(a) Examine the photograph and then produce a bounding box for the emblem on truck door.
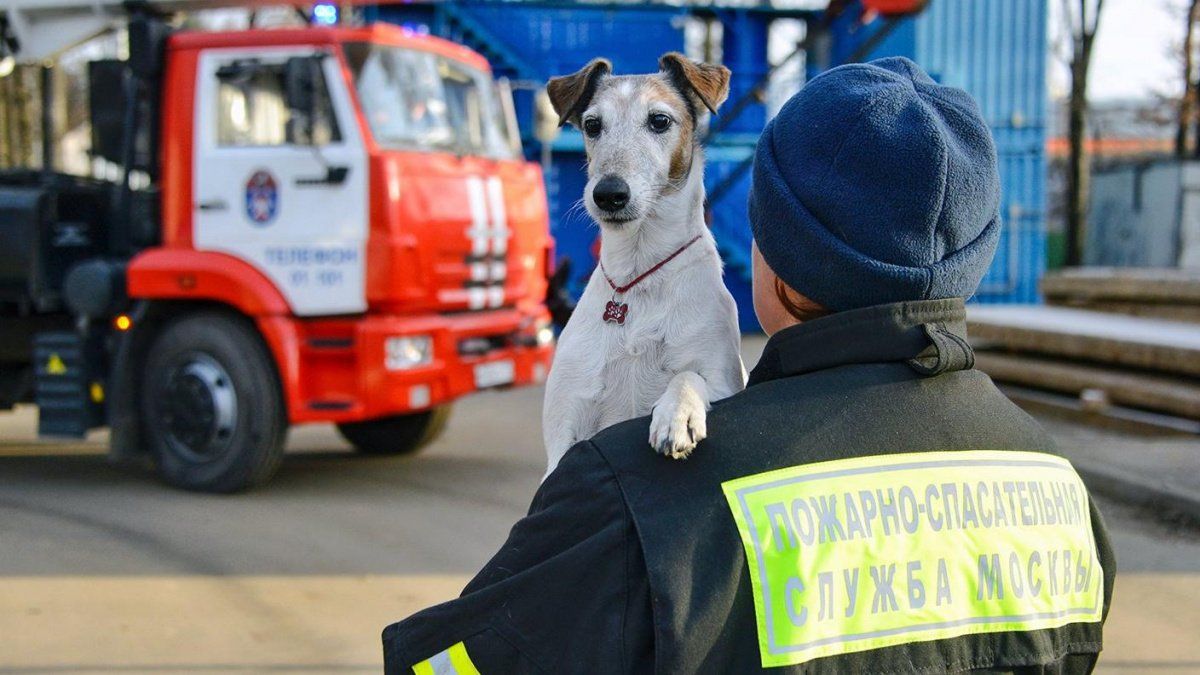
[244,170,279,225]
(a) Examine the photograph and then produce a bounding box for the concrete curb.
[1073,458,1200,526]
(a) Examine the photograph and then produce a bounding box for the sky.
[1049,0,1183,101]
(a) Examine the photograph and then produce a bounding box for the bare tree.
[1177,0,1200,156]
[1060,0,1105,267]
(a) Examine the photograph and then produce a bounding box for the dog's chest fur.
[550,244,727,435]
[591,299,671,430]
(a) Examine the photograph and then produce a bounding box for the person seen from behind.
[382,56,1115,674]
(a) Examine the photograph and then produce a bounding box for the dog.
[541,53,746,475]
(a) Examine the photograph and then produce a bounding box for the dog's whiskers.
[563,196,592,223]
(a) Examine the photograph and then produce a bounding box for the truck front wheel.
[141,312,287,493]
[336,406,451,456]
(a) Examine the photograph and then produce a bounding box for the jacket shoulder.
[383,439,648,674]
[592,364,1058,470]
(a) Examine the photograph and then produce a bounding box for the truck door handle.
[196,199,229,211]
[295,165,350,186]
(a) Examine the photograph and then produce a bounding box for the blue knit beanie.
[749,57,1000,312]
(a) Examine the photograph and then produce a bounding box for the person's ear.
[658,52,731,114]
[546,58,612,127]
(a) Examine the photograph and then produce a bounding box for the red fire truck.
[0,2,556,491]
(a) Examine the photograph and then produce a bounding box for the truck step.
[33,331,102,438]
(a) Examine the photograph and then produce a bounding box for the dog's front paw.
[649,386,708,460]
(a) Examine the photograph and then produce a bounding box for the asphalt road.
[1,338,1198,673]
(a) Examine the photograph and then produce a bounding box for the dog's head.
[547,53,731,232]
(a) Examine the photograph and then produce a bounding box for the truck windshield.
[343,42,517,159]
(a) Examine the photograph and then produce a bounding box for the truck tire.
[140,312,286,493]
[336,406,451,456]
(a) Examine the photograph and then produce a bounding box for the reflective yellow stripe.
[722,450,1104,668]
[447,641,481,675]
[411,641,480,675]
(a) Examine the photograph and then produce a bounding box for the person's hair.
[774,276,831,323]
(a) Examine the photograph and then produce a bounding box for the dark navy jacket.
[383,299,1115,674]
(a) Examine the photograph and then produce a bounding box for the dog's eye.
[583,117,602,138]
[648,113,672,133]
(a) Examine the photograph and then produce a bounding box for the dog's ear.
[658,52,731,115]
[546,58,612,127]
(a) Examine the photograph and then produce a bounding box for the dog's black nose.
[593,176,630,213]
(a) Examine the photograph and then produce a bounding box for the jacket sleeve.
[382,440,640,674]
[1090,496,1117,622]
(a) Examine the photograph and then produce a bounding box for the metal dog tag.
[603,300,628,325]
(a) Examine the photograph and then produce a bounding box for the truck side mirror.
[128,12,169,79]
[533,87,561,145]
[284,55,322,144]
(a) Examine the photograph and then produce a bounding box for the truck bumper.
[264,307,555,425]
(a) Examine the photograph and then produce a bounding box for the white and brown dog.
[541,53,746,475]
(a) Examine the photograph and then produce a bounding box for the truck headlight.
[535,319,555,347]
[386,335,433,370]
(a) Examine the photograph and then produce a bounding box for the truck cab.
[0,13,556,492]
